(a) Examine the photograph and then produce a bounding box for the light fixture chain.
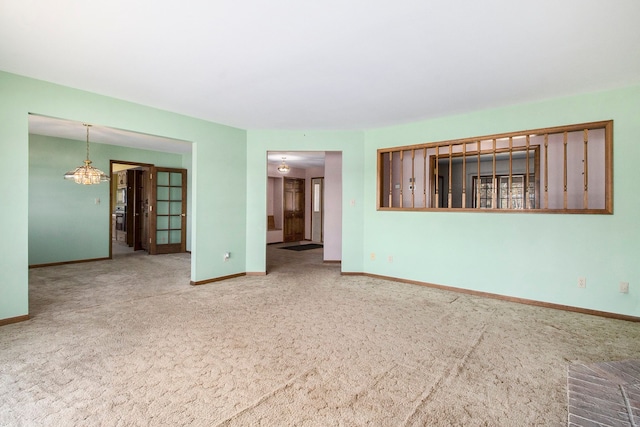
[85,124,91,162]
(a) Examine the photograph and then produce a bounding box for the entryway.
[265,151,342,269]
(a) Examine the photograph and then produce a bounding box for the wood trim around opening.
[378,120,613,214]
[342,272,640,323]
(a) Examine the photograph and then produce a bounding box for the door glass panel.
[170,187,182,200]
[170,215,182,229]
[170,172,182,184]
[170,201,182,215]
[157,216,169,230]
[157,171,169,186]
[156,230,169,244]
[157,186,169,200]
[169,230,182,244]
[157,201,169,215]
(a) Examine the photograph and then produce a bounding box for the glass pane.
[157,186,169,200]
[169,230,182,244]
[157,215,169,230]
[157,201,169,215]
[156,230,169,245]
[170,201,182,215]
[170,187,182,201]
[170,172,182,186]
[157,171,169,186]
[170,215,182,230]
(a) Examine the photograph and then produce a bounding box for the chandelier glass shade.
[63,124,110,185]
[277,157,290,174]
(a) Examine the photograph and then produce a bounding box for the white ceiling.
[267,151,325,170]
[4,1,640,134]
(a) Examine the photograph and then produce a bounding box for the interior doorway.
[265,151,342,270]
[111,163,188,256]
[111,162,152,256]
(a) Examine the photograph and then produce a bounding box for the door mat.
[280,244,323,251]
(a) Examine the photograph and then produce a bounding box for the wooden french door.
[149,167,187,255]
[283,178,305,243]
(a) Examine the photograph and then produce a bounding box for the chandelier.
[63,124,110,185]
[277,157,290,174]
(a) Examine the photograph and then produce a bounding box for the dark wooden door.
[140,168,151,252]
[132,169,146,251]
[126,169,135,247]
[283,178,304,242]
[125,169,148,251]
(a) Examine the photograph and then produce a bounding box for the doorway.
[111,162,187,256]
[265,151,341,271]
[111,162,151,255]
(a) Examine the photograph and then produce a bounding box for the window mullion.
[423,148,427,208]
[448,144,452,208]
[476,141,481,209]
[526,135,531,209]
[399,151,404,208]
[462,142,467,208]
[411,149,415,208]
[388,152,393,207]
[583,129,589,209]
[544,134,549,209]
[563,131,568,210]
[492,139,497,209]
[508,137,513,210]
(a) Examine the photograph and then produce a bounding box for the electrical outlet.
[223,252,230,262]
[620,282,629,293]
[577,277,586,288]
[370,252,376,261]
[388,255,393,263]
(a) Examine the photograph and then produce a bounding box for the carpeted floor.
[1,245,639,426]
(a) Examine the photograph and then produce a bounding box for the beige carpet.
[1,244,639,426]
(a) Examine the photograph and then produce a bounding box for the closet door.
[149,167,187,255]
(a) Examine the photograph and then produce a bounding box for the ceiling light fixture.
[277,157,290,174]
[63,124,110,185]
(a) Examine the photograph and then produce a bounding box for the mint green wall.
[245,130,365,273]
[363,86,640,317]
[29,134,185,265]
[1,71,246,321]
